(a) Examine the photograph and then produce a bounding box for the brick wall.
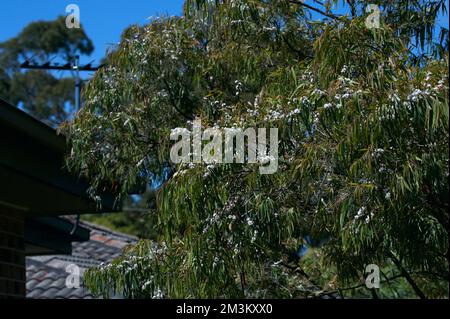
[0,204,25,299]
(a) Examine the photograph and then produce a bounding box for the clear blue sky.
[0,0,185,66]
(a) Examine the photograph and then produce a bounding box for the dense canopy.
[63,0,449,298]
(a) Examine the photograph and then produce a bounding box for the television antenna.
[20,56,103,111]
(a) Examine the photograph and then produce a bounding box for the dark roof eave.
[0,98,66,153]
[25,217,91,256]
[0,98,118,214]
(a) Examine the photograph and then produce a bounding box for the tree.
[82,189,160,239]
[0,16,94,125]
[0,68,9,98]
[63,0,448,298]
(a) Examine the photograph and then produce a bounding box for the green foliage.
[82,190,160,239]
[82,211,158,239]
[8,70,76,124]
[66,1,448,298]
[0,68,9,99]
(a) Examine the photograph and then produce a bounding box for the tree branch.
[316,273,406,298]
[289,0,340,20]
[389,252,427,299]
[162,78,194,121]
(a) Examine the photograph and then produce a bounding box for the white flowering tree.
[61,0,449,298]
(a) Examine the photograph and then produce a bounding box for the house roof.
[25,217,91,256]
[0,97,118,215]
[26,219,137,299]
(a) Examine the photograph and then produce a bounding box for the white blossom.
[152,288,164,299]
[355,206,366,220]
[372,148,385,158]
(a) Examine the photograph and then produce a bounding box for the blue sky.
[0,0,448,68]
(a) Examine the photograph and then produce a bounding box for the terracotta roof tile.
[26,220,137,299]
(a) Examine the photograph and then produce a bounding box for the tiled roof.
[26,219,138,299]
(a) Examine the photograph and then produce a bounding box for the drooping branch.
[389,252,427,299]
[279,33,311,59]
[287,262,431,299]
[316,273,406,298]
[162,78,194,121]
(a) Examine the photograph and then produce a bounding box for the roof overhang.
[25,217,90,255]
[0,98,118,216]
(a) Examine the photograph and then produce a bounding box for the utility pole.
[74,55,81,111]
[20,57,102,111]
